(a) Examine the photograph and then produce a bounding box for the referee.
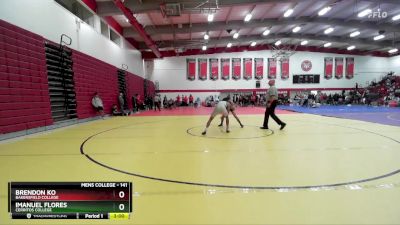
[260,80,286,130]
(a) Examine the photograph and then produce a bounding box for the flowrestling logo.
[367,9,388,19]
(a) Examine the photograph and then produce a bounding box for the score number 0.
[118,191,125,211]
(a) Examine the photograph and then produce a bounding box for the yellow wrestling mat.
[1,113,400,224]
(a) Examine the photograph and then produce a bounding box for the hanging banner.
[209,58,219,80]
[232,58,241,80]
[335,57,343,79]
[221,58,230,80]
[243,58,252,80]
[186,58,196,81]
[268,58,277,79]
[281,58,289,80]
[324,57,333,79]
[254,58,263,80]
[198,58,207,80]
[345,57,354,79]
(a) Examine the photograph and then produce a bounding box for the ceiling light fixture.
[318,6,331,16]
[300,40,308,45]
[358,9,372,18]
[324,27,334,34]
[202,45,207,51]
[204,33,209,40]
[292,26,301,33]
[244,14,252,22]
[373,34,385,40]
[388,48,398,54]
[207,14,214,22]
[284,9,294,17]
[233,32,239,39]
[347,45,356,50]
[392,14,400,21]
[324,42,332,47]
[275,40,282,46]
[250,41,257,47]
[227,43,232,48]
[263,29,270,36]
[350,31,360,37]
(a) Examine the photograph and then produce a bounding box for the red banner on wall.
[281,58,289,79]
[254,58,263,80]
[335,57,343,79]
[243,58,252,80]
[221,58,230,80]
[268,58,277,79]
[346,57,354,79]
[232,58,241,80]
[186,58,196,81]
[209,58,219,80]
[198,58,207,80]
[324,57,333,79]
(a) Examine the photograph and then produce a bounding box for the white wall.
[150,50,392,100]
[388,55,400,74]
[0,0,143,77]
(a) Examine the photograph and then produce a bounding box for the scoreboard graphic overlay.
[8,182,132,220]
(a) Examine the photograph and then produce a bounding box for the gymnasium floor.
[1,106,400,224]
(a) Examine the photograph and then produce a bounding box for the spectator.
[195,97,201,108]
[118,93,125,113]
[111,104,123,116]
[154,94,161,111]
[168,98,175,109]
[176,95,181,106]
[137,94,143,110]
[132,94,138,113]
[183,95,189,106]
[189,94,194,106]
[91,92,105,117]
[163,95,168,108]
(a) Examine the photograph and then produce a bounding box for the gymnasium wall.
[150,50,392,100]
[0,19,149,136]
[389,55,400,74]
[0,20,53,134]
[0,0,144,77]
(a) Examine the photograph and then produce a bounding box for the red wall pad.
[72,50,119,119]
[126,72,145,109]
[0,19,52,134]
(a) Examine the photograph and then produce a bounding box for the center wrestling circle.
[186,125,274,139]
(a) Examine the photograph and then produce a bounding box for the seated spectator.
[168,98,175,109]
[194,97,201,108]
[91,92,105,117]
[182,95,189,106]
[111,104,123,116]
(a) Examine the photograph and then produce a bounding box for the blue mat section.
[278,105,400,126]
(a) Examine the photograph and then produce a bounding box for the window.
[100,20,109,38]
[55,0,95,28]
[110,29,121,46]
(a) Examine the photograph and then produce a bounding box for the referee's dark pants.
[263,100,284,128]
